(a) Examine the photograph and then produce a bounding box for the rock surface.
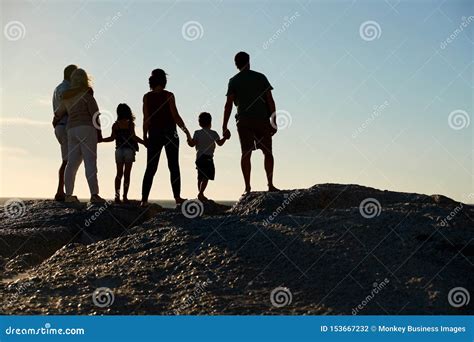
[1,184,472,315]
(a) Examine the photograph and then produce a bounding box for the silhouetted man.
[52,64,77,201]
[222,52,279,194]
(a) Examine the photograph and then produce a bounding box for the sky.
[1,0,472,202]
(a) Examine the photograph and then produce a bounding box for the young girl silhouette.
[103,104,145,203]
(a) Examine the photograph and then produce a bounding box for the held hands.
[223,127,231,140]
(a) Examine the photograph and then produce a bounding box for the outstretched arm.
[169,94,191,139]
[222,94,234,137]
[101,124,116,142]
[216,137,227,146]
[142,95,149,144]
[131,125,146,145]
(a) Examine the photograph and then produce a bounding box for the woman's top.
[114,120,139,151]
[143,90,176,135]
[55,88,98,130]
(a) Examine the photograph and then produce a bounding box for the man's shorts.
[115,147,136,163]
[196,154,215,181]
[54,124,68,161]
[236,117,273,154]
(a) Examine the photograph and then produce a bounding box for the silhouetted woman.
[141,69,191,206]
[54,68,105,203]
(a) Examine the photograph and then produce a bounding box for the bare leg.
[115,162,124,203]
[198,179,209,201]
[241,151,252,193]
[123,163,133,202]
[263,151,279,191]
[55,160,67,200]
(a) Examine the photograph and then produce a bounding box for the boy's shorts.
[236,117,273,154]
[196,155,215,181]
[115,147,136,163]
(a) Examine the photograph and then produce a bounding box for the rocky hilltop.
[1,184,472,315]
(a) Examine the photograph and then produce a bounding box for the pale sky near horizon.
[1,0,472,202]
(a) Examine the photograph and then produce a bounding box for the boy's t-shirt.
[193,128,220,158]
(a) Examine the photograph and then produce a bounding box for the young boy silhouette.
[187,112,228,201]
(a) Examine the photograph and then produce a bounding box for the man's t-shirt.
[226,69,273,120]
[193,128,221,158]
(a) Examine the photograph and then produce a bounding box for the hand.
[270,122,277,136]
[223,127,231,140]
